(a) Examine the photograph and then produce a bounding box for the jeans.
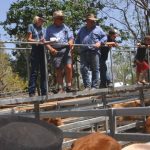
[28,45,46,95]
[80,50,99,88]
[100,59,111,87]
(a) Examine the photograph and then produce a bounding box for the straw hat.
[0,115,63,150]
[86,13,98,21]
[53,10,64,18]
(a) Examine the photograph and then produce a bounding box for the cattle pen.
[1,41,150,149]
[0,84,150,149]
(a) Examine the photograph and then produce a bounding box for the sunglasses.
[55,17,64,21]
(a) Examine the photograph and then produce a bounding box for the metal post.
[138,87,146,126]
[108,108,116,137]
[102,93,109,133]
[75,59,80,90]
[110,49,114,88]
[129,50,134,84]
[147,48,150,82]
[44,47,49,100]
[139,87,145,107]
[34,102,40,119]
[26,48,30,83]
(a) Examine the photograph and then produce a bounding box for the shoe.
[51,89,58,94]
[29,93,35,97]
[57,88,65,94]
[41,93,46,96]
[65,87,75,93]
[82,87,90,92]
[107,82,113,87]
[137,81,143,85]
[90,87,97,91]
[99,84,107,88]
[141,81,149,85]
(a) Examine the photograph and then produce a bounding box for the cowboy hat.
[86,13,98,21]
[0,115,63,150]
[53,10,64,18]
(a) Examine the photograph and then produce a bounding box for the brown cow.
[112,100,141,109]
[112,101,141,122]
[71,132,121,150]
[122,143,150,150]
[41,117,63,126]
[145,116,150,133]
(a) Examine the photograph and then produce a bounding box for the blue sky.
[0,0,17,41]
[0,0,17,51]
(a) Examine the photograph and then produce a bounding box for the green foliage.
[0,51,27,93]
[112,47,136,85]
[10,49,28,80]
[1,0,107,87]
[2,0,106,39]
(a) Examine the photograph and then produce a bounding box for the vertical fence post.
[26,48,30,84]
[44,47,49,100]
[147,48,150,82]
[129,50,134,84]
[138,87,146,123]
[102,93,109,133]
[139,87,145,107]
[110,49,114,88]
[34,102,40,119]
[108,108,116,137]
[75,60,80,90]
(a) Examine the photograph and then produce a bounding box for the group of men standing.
[27,10,118,97]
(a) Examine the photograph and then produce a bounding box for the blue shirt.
[46,24,74,48]
[76,25,107,52]
[27,24,45,41]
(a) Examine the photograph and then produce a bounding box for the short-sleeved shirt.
[75,25,107,53]
[46,24,74,49]
[135,43,147,61]
[100,35,115,61]
[28,24,45,41]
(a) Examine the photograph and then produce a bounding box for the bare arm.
[27,32,36,42]
[45,44,58,56]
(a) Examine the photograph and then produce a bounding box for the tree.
[101,0,150,41]
[0,49,27,94]
[2,0,107,38]
[2,0,108,88]
[111,47,136,85]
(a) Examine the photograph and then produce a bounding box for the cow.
[41,117,63,126]
[112,100,141,122]
[145,116,150,133]
[70,132,121,150]
[122,143,150,150]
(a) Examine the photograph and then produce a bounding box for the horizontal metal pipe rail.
[0,84,147,105]
[0,40,141,48]
[0,47,31,50]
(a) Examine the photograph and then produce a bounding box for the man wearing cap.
[46,10,74,93]
[76,13,107,90]
[27,14,46,97]
[99,29,119,88]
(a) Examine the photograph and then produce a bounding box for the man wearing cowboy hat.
[46,10,74,93]
[76,13,107,91]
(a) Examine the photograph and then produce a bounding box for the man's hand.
[68,39,74,50]
[40,37,45,44]
[94,42,101,48]
[106,42,118,47]
[50,48,58,56]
